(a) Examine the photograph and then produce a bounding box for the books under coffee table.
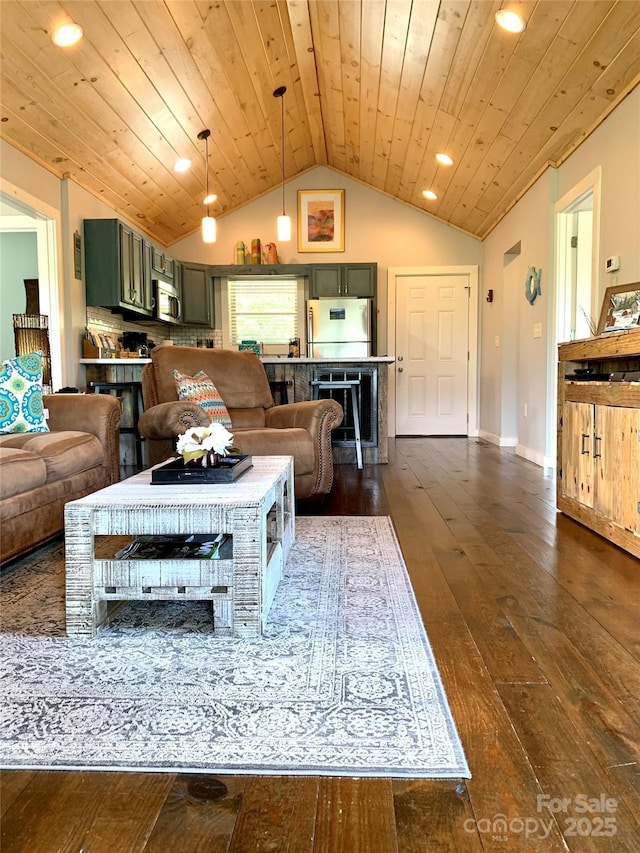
[64,455,295,638]
[114,533,232,561]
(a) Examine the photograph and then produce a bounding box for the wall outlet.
[495,336,500,347]
[523,403,528,417]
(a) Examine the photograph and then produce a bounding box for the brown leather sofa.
[138,346,343,499]
[0,393,121,566]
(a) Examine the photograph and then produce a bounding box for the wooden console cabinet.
[557,329,640,558]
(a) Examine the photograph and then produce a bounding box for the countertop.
[79,358,152,365]
[261,356,395,364]
[79,356,395,365]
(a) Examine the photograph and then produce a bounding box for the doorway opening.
[548,167,602,462]
[0,190,62,389]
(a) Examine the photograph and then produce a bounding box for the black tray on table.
[151,455,253,484]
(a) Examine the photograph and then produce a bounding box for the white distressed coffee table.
[64,455,294,638]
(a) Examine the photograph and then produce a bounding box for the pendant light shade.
[202,216,216,243]
[277,215,291,242]
[274,85,291,242]
[197,128,216,243]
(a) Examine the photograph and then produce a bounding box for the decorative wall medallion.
[525,266,542,304]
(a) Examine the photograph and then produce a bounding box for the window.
[227,278,299,345]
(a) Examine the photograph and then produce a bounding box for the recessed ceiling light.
[174,158,191,173]
[51,23,83,47]
[436,153,454,166]
[203,193,217,205]
[495,10,526,33]
[422,190,438,201]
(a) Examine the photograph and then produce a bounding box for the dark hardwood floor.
[2,438,639,852]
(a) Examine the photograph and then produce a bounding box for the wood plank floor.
[2,438,639,852]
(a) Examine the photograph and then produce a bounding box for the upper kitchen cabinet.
[309,263,377,298]
[181,262,214,327]
[84,219,153,317]
[151,246,175,282]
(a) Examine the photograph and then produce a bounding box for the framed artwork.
[597,282,640,334]
[73,231,82,280]
[297,189,345,252]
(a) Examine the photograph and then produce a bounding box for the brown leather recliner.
[138,346,343,499]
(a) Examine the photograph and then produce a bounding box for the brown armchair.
[138,346,343,499]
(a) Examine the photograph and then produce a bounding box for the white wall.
[558,88,640,291]
[479,86,640,466]
[0,142,61,212]
[170,166,482,354]
[480,171,554,464]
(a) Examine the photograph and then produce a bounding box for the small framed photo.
[297,189,345,253]
[597,282,640,334]
[74,231,82,280]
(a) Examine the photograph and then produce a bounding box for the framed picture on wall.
[297,189,345,252]
[597,282,640,334]
[74,232,82,280]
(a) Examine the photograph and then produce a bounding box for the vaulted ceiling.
[1,1,638,246]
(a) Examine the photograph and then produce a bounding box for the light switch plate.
[533,323,542,339]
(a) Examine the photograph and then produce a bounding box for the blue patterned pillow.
[0,352,49,434]
[173,369,232,429]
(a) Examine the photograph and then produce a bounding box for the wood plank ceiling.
[1,1,639,246]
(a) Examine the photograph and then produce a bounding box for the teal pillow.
[0,352,49,434]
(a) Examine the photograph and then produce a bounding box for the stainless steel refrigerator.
[306,298,372,358]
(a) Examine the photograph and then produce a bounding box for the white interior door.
[395,273,470,435]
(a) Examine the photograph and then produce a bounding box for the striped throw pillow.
[173,369,232,429]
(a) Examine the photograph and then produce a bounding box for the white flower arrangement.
[176,423,235,466]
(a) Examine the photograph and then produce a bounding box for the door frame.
[387,265,479,439]
[549,167,602,465]
[0,182,63,390]
[553,167,601,344]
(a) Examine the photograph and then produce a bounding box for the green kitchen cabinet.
[181,262,214,327]
[308,263,377,298]
[84,219,153,317]
[151,245,175,282]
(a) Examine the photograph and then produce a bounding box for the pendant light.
[197,128,216,243]
[273,86,291,242]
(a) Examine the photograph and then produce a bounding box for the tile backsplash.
[85,307,220,349]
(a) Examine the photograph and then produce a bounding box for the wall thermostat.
[606,255,620,272]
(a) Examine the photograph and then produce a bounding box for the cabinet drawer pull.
[593,435,602,458]
[581,433,590,455]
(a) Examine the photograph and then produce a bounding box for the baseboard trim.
[516,444,556,469]
[478,430,517,448]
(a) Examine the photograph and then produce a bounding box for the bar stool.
[89,381,144,469]
[311,379,363,469]
[268,379,292,406]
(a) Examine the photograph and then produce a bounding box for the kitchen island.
[262,356,395,464]
[79,358,152,471]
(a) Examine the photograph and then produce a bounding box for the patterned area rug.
[0,516,470,778]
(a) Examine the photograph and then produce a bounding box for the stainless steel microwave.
[154,279,182,324]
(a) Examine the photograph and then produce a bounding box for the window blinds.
[227,279,298,345]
